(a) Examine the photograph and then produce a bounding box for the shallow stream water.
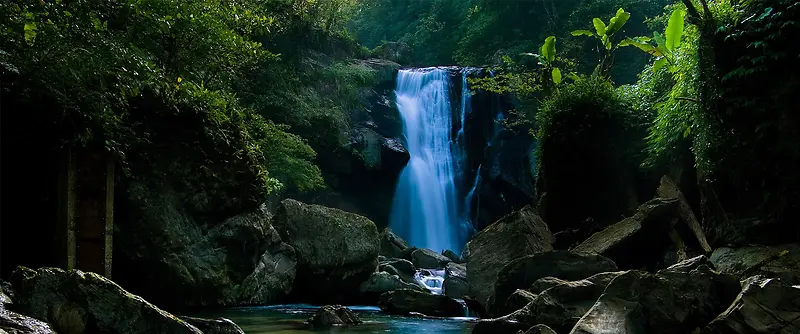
[197,304,476,334]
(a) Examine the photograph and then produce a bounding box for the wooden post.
[58,148,114,278]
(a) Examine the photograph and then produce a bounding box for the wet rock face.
[272,199,380,305]
[465,206,553,310]
[379,228,410,259]
[177,316,245,334]
[571,197,679,270]
[305,305,363,328]
[378,289,465,318]
[571,264,738,334]
[412,249,452,269]
[360,271,429,297]
[490,251,618,316]
[114,189,297,309]
[710,244,800,285]
[9,267,202,334]
[444,262,469,299]
[703,276,800,334]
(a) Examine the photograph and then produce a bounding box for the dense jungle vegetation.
[1,0,798,251]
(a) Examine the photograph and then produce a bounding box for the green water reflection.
[197,305,476,334]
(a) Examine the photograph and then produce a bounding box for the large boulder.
[412,249,452,269]
[655,175,712,252]
[476,271,624,333]
[465,206,553,310]
[570,263,738,334]
[272,199,380,304]
[9,267,202,334]
[504,289,537,315]
[710,244,800,285]
[0,307,56,334]
[177,316,244,334]
[444,262,469,299]
[305,305,363,328]
[519,324,558,334]
[378,290,465,318]
[379,228,410,258]
[115,188,297,309]
[571,198,680,270]
[491,251,618,316]
[360,272,428,297]
[703,276,800,334]
[379,258,418,285]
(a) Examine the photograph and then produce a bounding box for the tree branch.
[682,0,702,22]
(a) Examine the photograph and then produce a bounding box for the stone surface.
[478,271,624,332]
[305,305,363,327]
[177,316,244,334]
[379,258,417,285]
[570,265,738,334]
[444,262,468,299]
[379,228,409,259]
[9,266,202,334]
[519,324,558,334]
[504,289,537,315]
[360,272,428,296]
[491,251,617,316]
[710,244,800,285]
[442,250,463,263]
[378,289,465,318]
[465,206,553,310]
[411,249,452,269]
[0,307,56,334]
[571,198,680,270]
[272,199,380,304]
[656,175,712,252]
[114,193,296,308]
[703,276,800,334]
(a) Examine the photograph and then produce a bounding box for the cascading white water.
[390,68,463,254]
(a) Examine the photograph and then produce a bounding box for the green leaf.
[653,31,666,48]
[571,29,594,37]
[567,72,581,82]
[601,34,612,50]
[665,9,686,51]
[552,67,562,84]
[683,126,691,138]
[620,37,662,57]
[593,18,607,36]
[23,22,37,45]
[541,36,556,63]
[606,8,631,35]
[653,57,668,72]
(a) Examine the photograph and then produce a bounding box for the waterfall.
[390,68,464,253]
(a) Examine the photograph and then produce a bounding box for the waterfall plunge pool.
[196,304,475,333]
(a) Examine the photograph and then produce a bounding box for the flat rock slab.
[378,289,464,318]
[703,276,800,334]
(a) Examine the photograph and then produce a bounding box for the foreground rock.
[656,175,712,252]
[177,316,244,334]
[465,206,553,310]
[703,276,800,334]
[10,267,202,334]
[1,296,55,334]
[115,197,296,308]
[444,262,469,299]
[491,251,617,316]
[412,249,452,269]
[570,263,738,334]
[378,289,465,317]
[519,324,557,334]
[571,198,680,270]
[272,199,380,304]
[710,244,800,285]
[379,258,419,286]
[305,305,362,327]
[475,271,624,333]
[360,271,428,297]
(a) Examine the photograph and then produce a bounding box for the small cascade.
[414,269,446,295]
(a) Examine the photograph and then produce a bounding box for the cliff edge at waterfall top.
[3,0,800,334]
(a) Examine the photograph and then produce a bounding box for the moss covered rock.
[272,199,380,304]
[9,267,202,334]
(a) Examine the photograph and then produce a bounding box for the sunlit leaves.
[606,8,631,35]
[552,68,562,84]
[23,22,36,45]
[541,36,556,63]
[665,9,686,51]
[571,29,594,37]
[593,18,607,36]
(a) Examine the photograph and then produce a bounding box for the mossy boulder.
[272,199,380,304]
[9,267,202,334]
[465,206,553,311]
